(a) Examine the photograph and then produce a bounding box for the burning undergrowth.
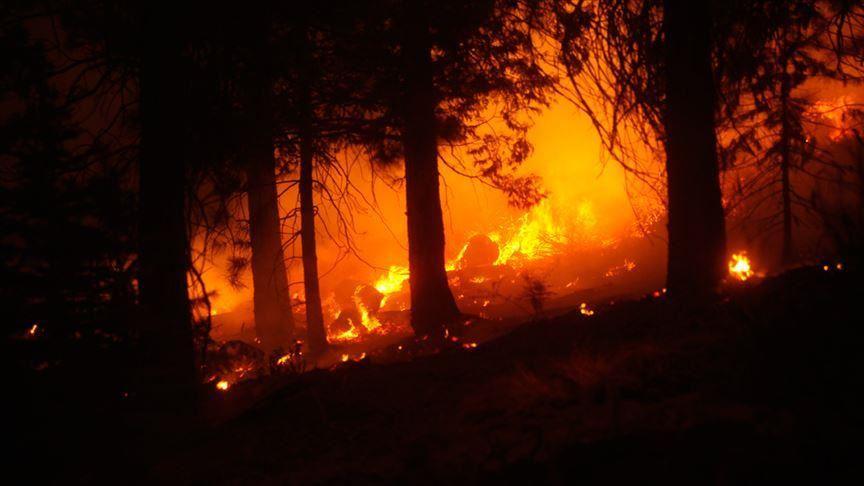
[200,196,794,393]
[202,198,670,390]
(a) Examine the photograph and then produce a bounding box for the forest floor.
[21,264,864,484]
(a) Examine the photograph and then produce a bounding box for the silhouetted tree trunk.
[137,11,196,403]
[245,23,294,351]
[298,27,328,354]
[401,8,461,336]
[779,60,795,264]
[662,0,727,296]
[246,147,294,351]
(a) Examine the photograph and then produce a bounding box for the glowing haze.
[201,95,641,338]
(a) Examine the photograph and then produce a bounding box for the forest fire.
[9,1,864,483]
[728,253,754,282]
[313,194,646,345]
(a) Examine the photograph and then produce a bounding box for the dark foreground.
[19,265,864,484]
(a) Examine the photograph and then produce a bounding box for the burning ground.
[21,263,862,484]
[202,193,666,387]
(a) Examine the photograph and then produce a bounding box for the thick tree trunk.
[662,0,727,296]
[779,66,794,264]
[137,12,197,404]
[246,136,295,352]
[401,9,461,336]
[244,25,295,351]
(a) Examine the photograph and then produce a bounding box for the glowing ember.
[604,259,636,277]
[580,302,594,316]
[728,252,754,281]
[332,325,360,342]
[29,324,39,336]
[340,352,366,363]
[215,380,230,391]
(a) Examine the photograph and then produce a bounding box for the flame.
[491,199,599,266]
[445,242,470,271]
[728,252,753,281]
[215,380,230,391]
[353,288,382,332]
[374,265,410,295]
[356,299,382,332]
[340,352,366,363]
[333,325,360,342]
[358,197,611,322]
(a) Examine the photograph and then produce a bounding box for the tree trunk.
[662,0,727,296]
[246,140,294,351]
[244,24,295,351]
[298,31,328,353]
[779,63,794,264]
[137,10,197,405]
[401,8,461,336]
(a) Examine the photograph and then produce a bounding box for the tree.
[722,0,864,265]
[661,0,727,294]
[398,5,463,336]
[295,21,329,354]
[355,0,552,336]
[555,0,737,296]
[240,10,296,352]
[136,6,197,399]
[0,20,137,342]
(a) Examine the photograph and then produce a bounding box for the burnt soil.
[18,265,864,484]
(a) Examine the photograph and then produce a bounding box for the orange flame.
[373,265,410,295]
[728,252,753,281]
